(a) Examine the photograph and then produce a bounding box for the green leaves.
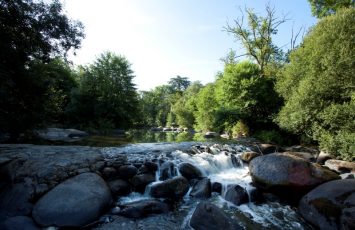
[276,8,355,160]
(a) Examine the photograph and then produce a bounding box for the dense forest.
[0,0,354,160]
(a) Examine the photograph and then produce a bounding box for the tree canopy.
[308,0,355,18]
[0,0,84,136]
[276,8,355,160]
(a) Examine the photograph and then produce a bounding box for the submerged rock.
[190,178,211,198]
[224,185,249,206]
[299,179,355,230]
[178,162,203,180]
[249,153,340,200]
[119,199,172,218]
[190,202,242,230]
[150,176,189,200]
[32,173,111,227]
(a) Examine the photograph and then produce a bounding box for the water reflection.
[126,130,207,143]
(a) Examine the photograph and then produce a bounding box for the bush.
[231,121,249,138]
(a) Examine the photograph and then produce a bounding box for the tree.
[168,76,191,92]
[225,5,286,74]
[68,52,139,129]
[216,61,282,131]
[308,0,354,18]
[0,0,84,136]
[276,8,355,160]
[172,81,203,128]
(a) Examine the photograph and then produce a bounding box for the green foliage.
[216,61,282,131]
[168,75,191,93]
[308,0,354,18]
[231,121,249,138]
[194,83,219,131]
[68,52,139,129]
[254,130,284,144]
[225,5,286,73]
[276,8,355,160]
[0,0,84,136]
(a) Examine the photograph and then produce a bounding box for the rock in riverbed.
[32,173,111,227]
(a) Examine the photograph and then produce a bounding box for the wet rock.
[212,182,222,194]
[144,161,158,172]
[258,143,278,154]
[224,185,249,206]
[119,199,172,218]
[248,188,264,204]
[178,162,203,180]
[231,154,242,167]
[102,167,117,179]
[32,173,111,227]
[299,179,355,230]
[190,202,242,230]
[150,176,189,200]
[108,179,131,196]
[190,178,211,198]
[93,216,137,229]
[118,165,137,179]
[0,216,40,230]
[131,173,155,193]
[316,151,333,165]
[159,161,176,180]
[240,151,260,163]
[324,159,355,174]
[249,153,340,200]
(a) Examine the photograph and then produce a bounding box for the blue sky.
[63,0,317,91]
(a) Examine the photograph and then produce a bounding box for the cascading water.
[104,143,314,230]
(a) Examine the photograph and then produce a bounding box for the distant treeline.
[0,0,353,160]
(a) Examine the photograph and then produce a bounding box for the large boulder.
[178,162,203,180]
[299,179,355,230]
[190,178,211,199]
[189,202,242,230]
[118,199,172,218]
[150,176,189,200]
[224,185,249,206]
[249,153,340,199]
[32,173,111,227]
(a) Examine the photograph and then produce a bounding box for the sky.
[63,0,317,91]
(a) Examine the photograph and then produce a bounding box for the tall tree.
[308,0,354,18]
[168,76,191,92]
[0,0,84,136]
[225,5,286,74]
[68,52,139,129]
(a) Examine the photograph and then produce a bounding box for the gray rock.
[0,216,39,230]
[224,185,249,206]
[258,143,278,154]
[281,151,316,162]
[108,179,131,196]
[316,151,333,165]
[118,165,137,179]
[249,153,340,200]
[212,182,222,194]
[190,178,211,199]
[131,173,155,193]
[299,179,355,230]
[178,162,203,180]
[35,128,88,142]
[119,199,172,218]
[190,202,242,230]
[150,176,189,200]
[32,173,111,227]
[102,167,117,179]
